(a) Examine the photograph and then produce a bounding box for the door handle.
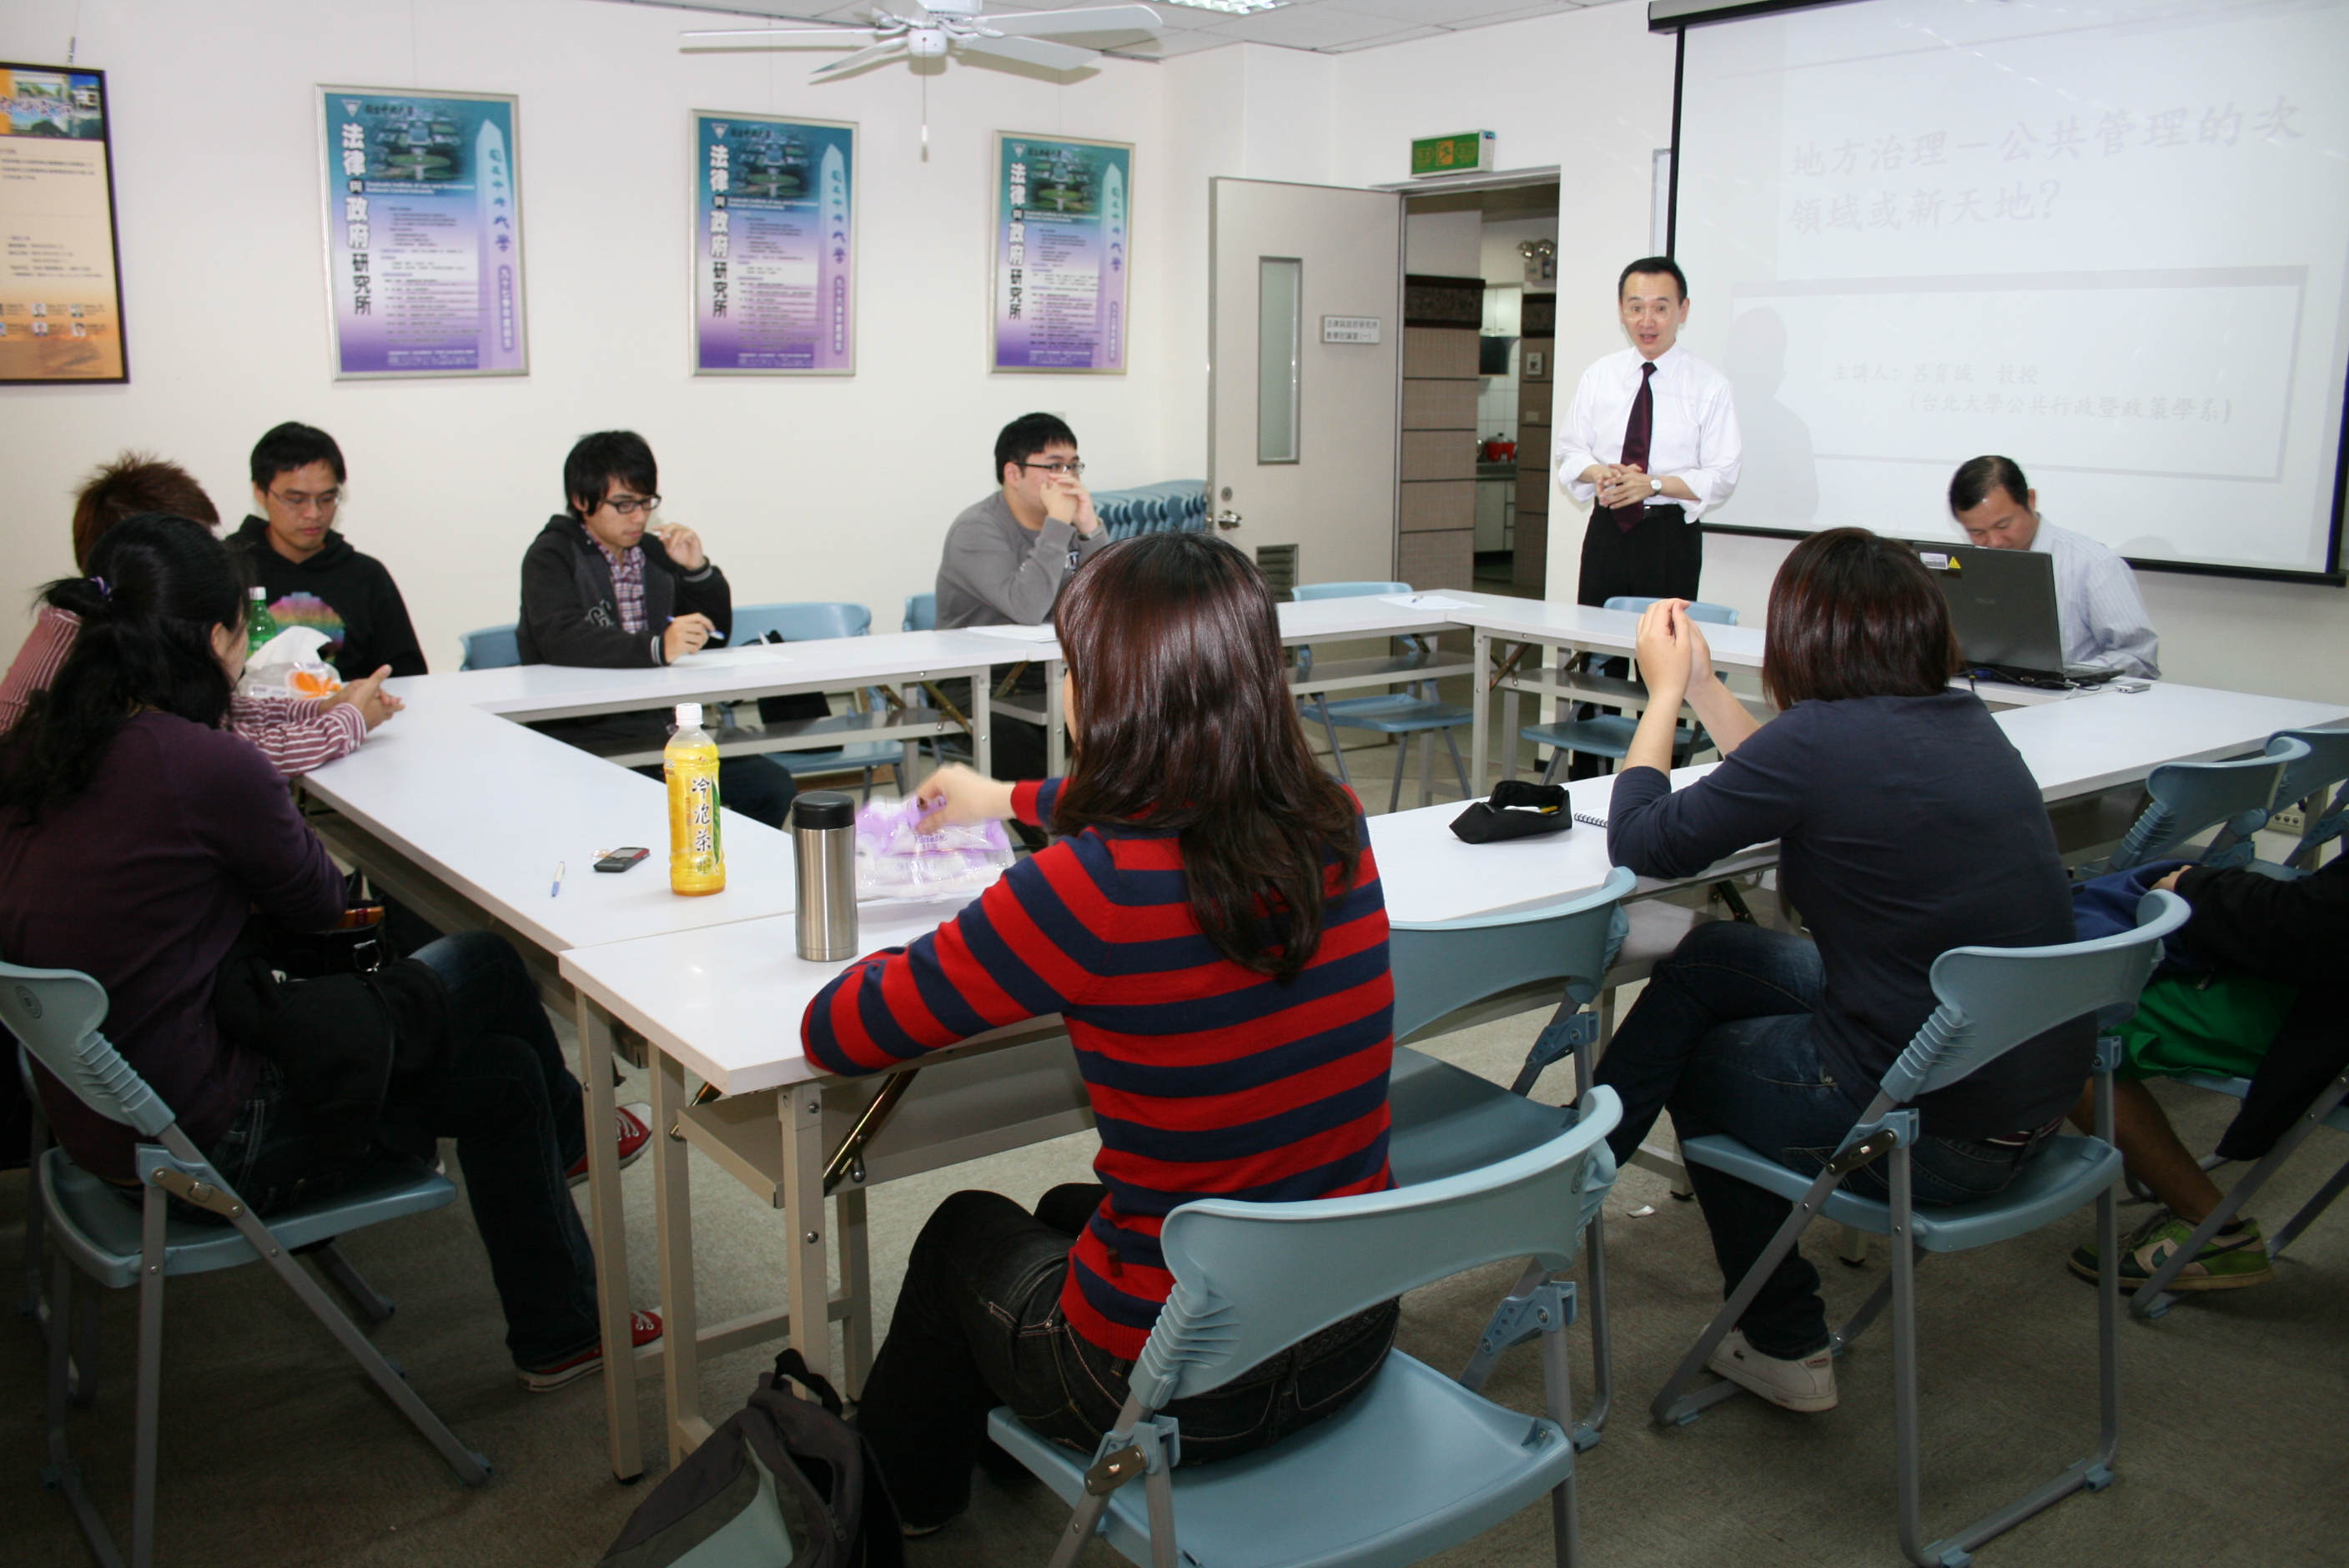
[1210,510,1244,530]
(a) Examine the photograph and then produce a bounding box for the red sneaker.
[517,1309,662,1391]
[567,1103,651,1188]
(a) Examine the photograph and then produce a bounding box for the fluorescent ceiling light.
[1154,0,1288,13]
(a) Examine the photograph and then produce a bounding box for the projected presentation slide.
[1673,0,2349,576]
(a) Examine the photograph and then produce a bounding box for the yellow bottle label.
[666,739,726,896]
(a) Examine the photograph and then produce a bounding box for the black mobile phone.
[595,847,651,873]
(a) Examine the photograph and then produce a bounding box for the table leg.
[1045,658,1068,776]
[652,1048,705,1466]
[780,1085,834,1381]
[574,995,643,1482]
[1471,632,1491,796]
[970,668,993,780]
[837,1184,873,1393]
[1501,676,1524,785]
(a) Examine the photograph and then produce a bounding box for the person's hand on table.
[325,666,400,730]
[649,521,706,570]
[913,763,1019,833]
[1633,600,1697,707]
[662,612,714,663]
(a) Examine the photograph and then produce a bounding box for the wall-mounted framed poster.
[0,63,129,384]
[317,86,528,379]
[991,131,1130,374]
[692,110,856,375]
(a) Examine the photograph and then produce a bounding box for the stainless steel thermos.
[792,792,859,962]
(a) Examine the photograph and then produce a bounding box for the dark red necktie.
[1615,360,1657,532]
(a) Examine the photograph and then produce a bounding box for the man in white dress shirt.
[1554,258,1743,607]
[1948,455,2161,680]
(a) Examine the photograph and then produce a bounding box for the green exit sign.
[1411,130,1495,178]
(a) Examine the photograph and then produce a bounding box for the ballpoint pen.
[551,860,564,898]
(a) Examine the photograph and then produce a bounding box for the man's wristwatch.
[1649,477,1663,494]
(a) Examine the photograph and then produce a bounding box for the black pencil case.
[1450,781,1574,844]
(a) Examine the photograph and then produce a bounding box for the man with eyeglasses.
[231,421,427,680]
[935,413,1110,789]
[515,429,793,829]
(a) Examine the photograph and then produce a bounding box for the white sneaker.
[1707,1329,1838,1412]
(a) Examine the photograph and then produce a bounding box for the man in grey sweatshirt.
[935,413,1113,785]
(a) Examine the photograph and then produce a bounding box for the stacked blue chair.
[732,601,911,803]
[1650,891,2190,1568]
[1520,596,1738,783]
[457,622,520,671]
[3,957,490,1568]
[1292,581,1474,812]
[989,1098,1622,1568]
[1091,480,1210,541]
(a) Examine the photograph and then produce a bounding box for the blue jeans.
[1594,922,2050,1359]
[203,931,601,1368]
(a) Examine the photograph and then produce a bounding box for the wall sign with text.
[317,87,528,379]
[0,63,128,384]
[693,110,856,375]
[992,132,1131,374]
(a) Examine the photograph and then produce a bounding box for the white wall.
[0,0,1171,670]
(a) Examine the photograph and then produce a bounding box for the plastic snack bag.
[242,626,345,701]
[854,796,1016,902]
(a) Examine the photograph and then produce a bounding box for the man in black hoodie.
[232,422,426,680]
[517,430,792,829]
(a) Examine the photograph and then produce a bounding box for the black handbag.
[1450,780,1577,845]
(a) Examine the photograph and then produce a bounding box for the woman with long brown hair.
[805,530,1397,1534]
[1590,527,2083,1415]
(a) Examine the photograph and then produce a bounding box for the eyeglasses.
[1019,460,1085,478]
[267,487,341,515]
[602,495,661,516]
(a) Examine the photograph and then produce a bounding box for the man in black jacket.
[517,431,792,828]
[2067,849,2347,1291]
[233,422,427,681]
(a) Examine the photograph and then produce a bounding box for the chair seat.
[987,1348,1574,1568]
[1677,1132,2122,1253]
[1522,716,1698,761]
[1386,1048,1573,1187]
[763,743,900,776]
[1303,695,1472,735]
[38,1148,457,1289]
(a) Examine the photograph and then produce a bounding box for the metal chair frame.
[1291,582,1472,812]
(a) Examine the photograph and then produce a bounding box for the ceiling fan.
[680,0,1165,79]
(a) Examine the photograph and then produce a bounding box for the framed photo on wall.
[0,63,129,384]
[317,86,529,379]
[691,110,857,375]
[991,131,1130,374]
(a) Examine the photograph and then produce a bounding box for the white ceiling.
[620,0,1623,60]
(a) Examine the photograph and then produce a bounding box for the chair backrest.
[1388,867,1636,1040]
[2269,726,2349,857]
[1602,596,1739,626]
[1291,581,1411,601]
[1131,1090,1622,1409]
[0,960,171,1138]
[1883,890,2191,1103]
[458,624,521,671]
[903,592,936,633]
[732,602,871,644]
[2110,735,2308,871]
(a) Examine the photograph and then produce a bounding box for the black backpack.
[602,1350,906,1568]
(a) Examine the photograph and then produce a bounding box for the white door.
[1208,178,1403,587]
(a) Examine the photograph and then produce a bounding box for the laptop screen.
[1912,543,2064,680]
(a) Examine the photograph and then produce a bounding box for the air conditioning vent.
[1255,543,1299,601]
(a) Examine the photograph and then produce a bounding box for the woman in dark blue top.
[1593,528,2081,1413]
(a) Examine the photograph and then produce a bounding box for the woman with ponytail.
[805,530,1398,1533]
[0,517,660,1390]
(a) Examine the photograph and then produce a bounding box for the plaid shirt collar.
[581,522,648,635]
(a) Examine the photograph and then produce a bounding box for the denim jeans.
[1594,921,2051,1359]
[202,931,601,1368]
[853,1185,1399,1529]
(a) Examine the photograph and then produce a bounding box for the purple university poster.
[993,133,1129,374]
[693,111,856,374]
[319,88,527,379]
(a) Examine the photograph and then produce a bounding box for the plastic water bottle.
[244,586,277,657]
[666,703,726,897]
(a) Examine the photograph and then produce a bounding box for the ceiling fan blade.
[682,25,886,46]
[979,5,1161,39]
[956,33,1098,69]
[811,38,913,75]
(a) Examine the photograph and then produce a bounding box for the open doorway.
[1397,177,1558,599]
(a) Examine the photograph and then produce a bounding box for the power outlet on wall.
[2269,807,2306,837]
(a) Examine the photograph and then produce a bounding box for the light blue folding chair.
[1520,596,1739,784]
[1386,867,1635,1446]
[1650,891,2190,1568]
[1292,581,1473,812]
[2244,726,2349,877]
[2090,734,2307,876]
[2,959,489,1568]
[903,591,936,632]
[457,622,520,671]
[993,1098,1622,1568]
[730,601,910,802]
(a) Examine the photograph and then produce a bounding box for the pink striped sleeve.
[229,691,367,776]
[0,606,81,735]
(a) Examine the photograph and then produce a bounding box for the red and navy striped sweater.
[804,779,1396,1359]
